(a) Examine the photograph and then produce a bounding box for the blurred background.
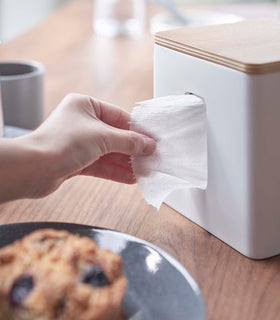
[0,0,278,42]
[0,0,69,42]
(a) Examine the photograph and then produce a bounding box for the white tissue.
[130,95,207,210]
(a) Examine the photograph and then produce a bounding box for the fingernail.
[142,137,156,155]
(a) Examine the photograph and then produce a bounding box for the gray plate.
[0,222,206,320]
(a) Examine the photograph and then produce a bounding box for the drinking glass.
[93,0,146,38]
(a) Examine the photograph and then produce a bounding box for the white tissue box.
[154,19,280,259]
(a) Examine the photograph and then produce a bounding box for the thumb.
[100,129,156,156]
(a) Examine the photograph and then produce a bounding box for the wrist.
[0,136,48,202]
[16,132,63,199]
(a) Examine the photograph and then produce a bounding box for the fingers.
[81,153,136,184]
[89,97,131,130]
[88,98,157,155]
[98,153,133,171]
[58,93,157,157]
[99,129,156,156]
[60,94,131,130]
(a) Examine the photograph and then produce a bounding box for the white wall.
[0,0,71,42]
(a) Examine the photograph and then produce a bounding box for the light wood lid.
[155,19,280,74]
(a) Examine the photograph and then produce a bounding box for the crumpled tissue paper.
[130,95,207,210]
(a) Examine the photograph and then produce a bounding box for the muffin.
[0,229,127,320]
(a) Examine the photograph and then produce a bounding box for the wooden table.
[0,1,279,319]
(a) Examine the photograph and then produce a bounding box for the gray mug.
[0,61,45,130]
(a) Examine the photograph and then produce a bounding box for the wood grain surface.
[155,19,280,74]
[0,1,279,320]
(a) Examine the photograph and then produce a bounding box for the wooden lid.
[154,19,280,74]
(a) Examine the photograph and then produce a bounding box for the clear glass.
[93,0,146,38]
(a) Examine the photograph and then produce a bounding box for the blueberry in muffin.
[0,229,127,320]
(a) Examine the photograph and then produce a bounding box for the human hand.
[0,94,156,202]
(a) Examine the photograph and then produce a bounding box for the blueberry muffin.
[0,229,127,320]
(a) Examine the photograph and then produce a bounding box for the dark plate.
[0,222,206,320]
